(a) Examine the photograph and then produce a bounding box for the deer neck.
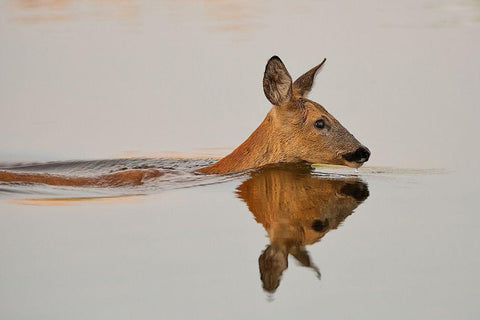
[197,111,293,174]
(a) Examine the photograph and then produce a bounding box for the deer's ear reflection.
[236,164,369,293]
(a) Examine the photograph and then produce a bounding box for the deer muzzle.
[342,146,371,166]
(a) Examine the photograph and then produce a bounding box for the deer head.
[198,56,370,174]
[262,56,370,168]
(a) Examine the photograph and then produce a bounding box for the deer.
[198,56,370,174]
[0,56,370,186]
[236,163,369,293]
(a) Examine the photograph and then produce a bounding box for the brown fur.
[236,164,369,292]
[0,169,162,187]
[198,56,368,174]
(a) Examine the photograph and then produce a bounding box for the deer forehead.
[283,100,336,124]
[303,100,335,120]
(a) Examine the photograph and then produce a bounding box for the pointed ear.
[263,56,293,106]
[293,58,326,97]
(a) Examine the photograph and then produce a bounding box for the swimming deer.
[198,56,370,174]
[0,56,370,186]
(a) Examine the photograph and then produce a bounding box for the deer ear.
[263,56,293,106]
[293,58,326,97]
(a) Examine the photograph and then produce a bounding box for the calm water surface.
[1,1,480,319]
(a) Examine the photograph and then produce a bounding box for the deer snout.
[342,146,370,165]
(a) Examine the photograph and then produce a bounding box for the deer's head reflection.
[236,164,369,293]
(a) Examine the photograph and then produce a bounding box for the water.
[1,0,480,319]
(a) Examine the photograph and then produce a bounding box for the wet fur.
[0,169,162,187]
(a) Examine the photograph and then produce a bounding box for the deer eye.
[314,119,325,129]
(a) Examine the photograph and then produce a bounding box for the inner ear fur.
[293,58,326,97]
[263,56,293,106]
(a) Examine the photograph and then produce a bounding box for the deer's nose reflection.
[236,164,369,293]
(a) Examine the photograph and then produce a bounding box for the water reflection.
[236,164,369,293]
[10,0,140,24]
[201,0,265,33]
[9,0,266,33]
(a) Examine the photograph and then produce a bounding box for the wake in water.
[0,157,443,201]
[0,158,245,199]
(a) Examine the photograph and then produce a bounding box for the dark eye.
[314,119,325,129]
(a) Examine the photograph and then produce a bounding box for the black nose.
[356,147,370,162]
[342,146,371,163]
